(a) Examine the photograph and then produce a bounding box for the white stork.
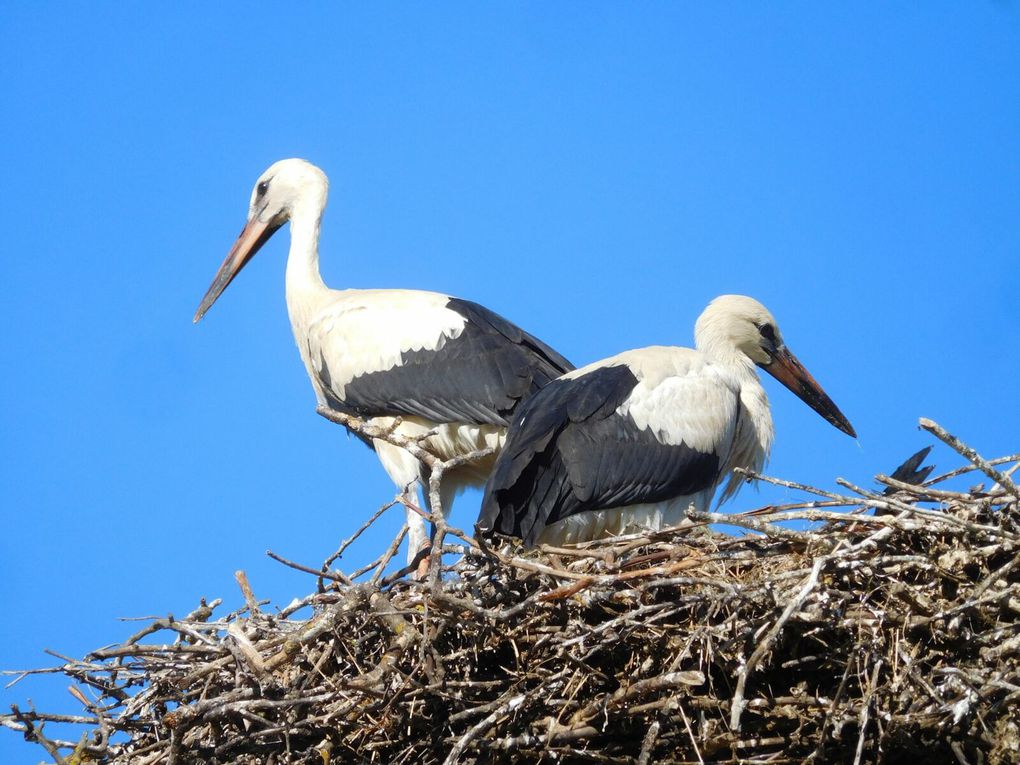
[478,295,855,546]
[194,159,573,563]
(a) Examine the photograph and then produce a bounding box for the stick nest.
[4,419,1020,764]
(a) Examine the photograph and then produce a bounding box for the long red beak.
[193,216,282,323]
[764,347,856,437]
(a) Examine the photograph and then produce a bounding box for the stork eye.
[256,181,270,197]
[758,323,778,346]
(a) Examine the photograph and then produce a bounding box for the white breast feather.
[718,382,772,502]
[620,366,740,455]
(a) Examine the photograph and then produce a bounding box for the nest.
[3,418,1019,765]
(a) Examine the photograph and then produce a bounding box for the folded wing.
[480,356,738,546]
[307,292,574,427]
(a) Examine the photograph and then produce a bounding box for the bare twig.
[920,418,1020,498]
[730,555,826,731]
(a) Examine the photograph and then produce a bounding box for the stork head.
[194,159,329,323]
[696,295,856,437]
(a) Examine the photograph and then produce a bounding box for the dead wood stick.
[225,622,266,676]
[234,570,260,615]
[833,484,1019,542]
[852,658,883,765]
[569,671,705,728]
[920,418,1020,498]
[1,711,102,728]
[490,723,601,752]
[266,549,351,585]
[730,555,826,732]
[426,446,496,586]
[734,468,850,500]
[686,508,819,543]
[876,473,971,500]
[316,406,438,467]
[637,719,661,765]
[971,552,1020,600]
[922,454,1020,488]
[442,693,527,765]
[10,704,70,764]
[676,703,704,765]
[368,524,409,585]
[89,644,222,659]
[348,592,422,691]
[319,499,399,589]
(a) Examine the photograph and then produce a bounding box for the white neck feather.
[694,317,776,496]
[284,203,329,330]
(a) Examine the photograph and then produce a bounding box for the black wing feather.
[322,298,573,426]
[479,364,721,546]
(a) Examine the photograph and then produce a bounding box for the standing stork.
[194,159,573,563]
[478,295,855,546]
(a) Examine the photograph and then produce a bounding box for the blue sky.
[2,4,1018,760]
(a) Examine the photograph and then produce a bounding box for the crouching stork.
[478,295,855,546]
[194,159,573,564]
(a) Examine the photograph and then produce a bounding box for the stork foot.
[412,539,433,580]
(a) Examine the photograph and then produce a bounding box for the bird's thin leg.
[413,469,437,580]
[403,480,431,571]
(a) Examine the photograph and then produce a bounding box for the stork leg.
[404,480,433,579]
[374,439,432,570]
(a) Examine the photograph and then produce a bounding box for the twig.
[636,719,661,765]
[317,499,398,590]
[730,555,826,731]
[316,406,438,467]
[234,570,261,616]
[920,418,1020,498]
[266,550,352,584]
[442,693,527,765]
[852,658,883,765]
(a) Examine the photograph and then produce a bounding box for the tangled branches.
[3,418,1019,764]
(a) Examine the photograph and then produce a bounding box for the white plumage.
[195,159,573,564]
[303,290,466,396]
[479,295,855,546]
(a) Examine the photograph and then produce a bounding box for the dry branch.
[3,418,1019,764]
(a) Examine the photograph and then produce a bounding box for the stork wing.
[480,354,738,546]
[307,291,573,427]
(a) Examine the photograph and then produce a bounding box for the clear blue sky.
[2,4,1017,760]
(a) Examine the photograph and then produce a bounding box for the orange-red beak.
[193,216,282,323]
[764,347,856,437]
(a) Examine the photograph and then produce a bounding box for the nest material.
[3,418,1020,765]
